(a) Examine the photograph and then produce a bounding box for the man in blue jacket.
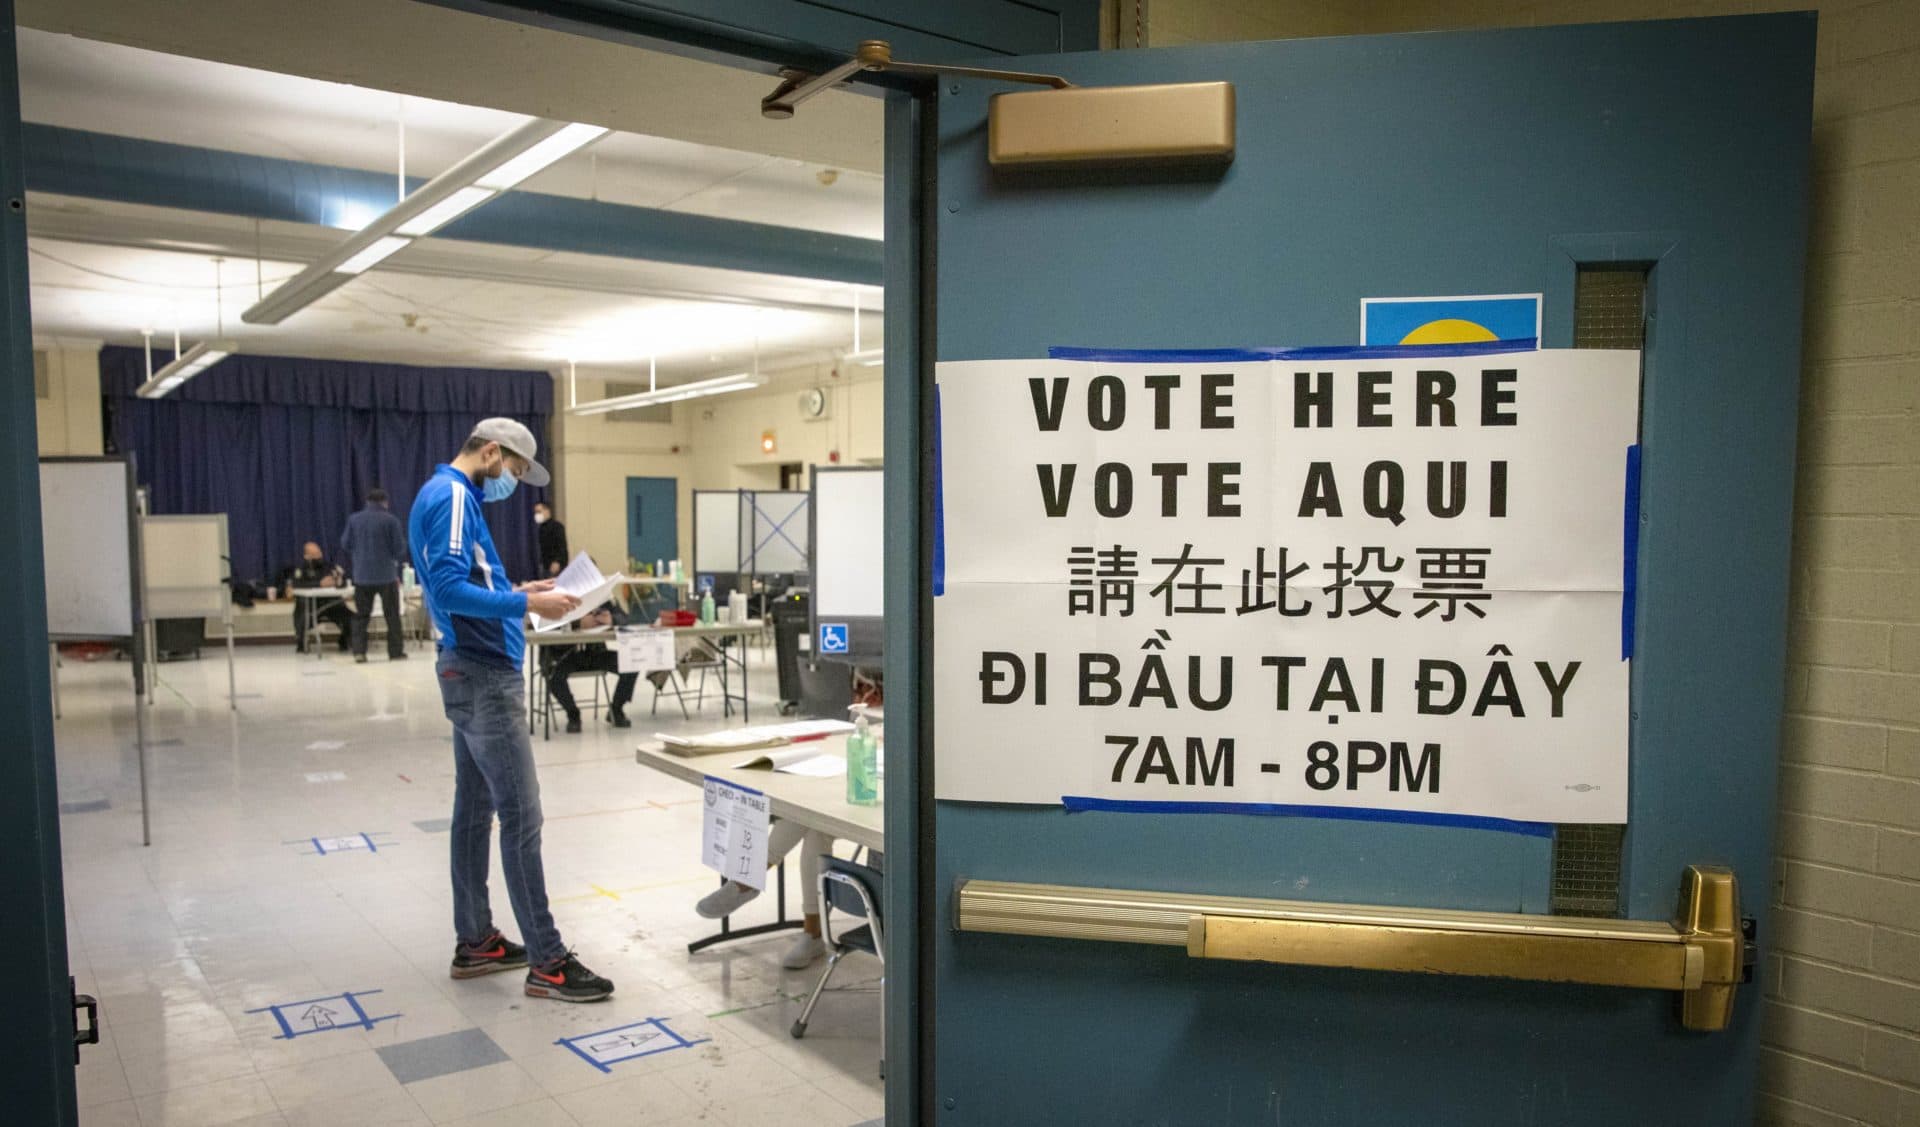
[340,487,410,663]
[410,418,613,1003]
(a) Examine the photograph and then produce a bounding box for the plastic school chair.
[791,854,884,1060]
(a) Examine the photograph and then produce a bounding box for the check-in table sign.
[934,351,1640,828]
[702,777,771,889]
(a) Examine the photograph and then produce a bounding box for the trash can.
[771,593,809,714]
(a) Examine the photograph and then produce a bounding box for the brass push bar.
[956,865,1743,1031]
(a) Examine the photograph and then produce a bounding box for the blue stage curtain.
[99,346,553,585]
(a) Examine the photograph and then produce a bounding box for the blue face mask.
[482,466,519,503]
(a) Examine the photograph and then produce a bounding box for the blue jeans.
[436,653,564,965]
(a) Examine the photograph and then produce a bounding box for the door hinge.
[72,977,99,1064]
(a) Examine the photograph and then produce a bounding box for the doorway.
[625,475,678,570]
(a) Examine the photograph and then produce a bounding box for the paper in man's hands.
[529,551,627,632]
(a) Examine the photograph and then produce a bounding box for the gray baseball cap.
[469,417,550,487]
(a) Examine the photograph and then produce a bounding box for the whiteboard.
[40,458,136,638]
[694,490,741,574]
[747,491,809,574]
[812,468,885,619]
[143,514,230,619]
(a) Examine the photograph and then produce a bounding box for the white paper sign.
[701,777,771,891]
[933,351,1639,826]
[615,626,674,674]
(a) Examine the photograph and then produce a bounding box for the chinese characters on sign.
[933,352,1640,825]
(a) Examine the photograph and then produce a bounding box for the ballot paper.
[530,551,626,632]
[615,625,674,674]
[701,776,770,891]
[775,754,846,778]
[735,746,847,777]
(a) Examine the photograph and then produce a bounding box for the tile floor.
[54,640,885,1126]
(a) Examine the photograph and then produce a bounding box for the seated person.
[695,821,875,970]
[283,541,352,653]
[545,598,638,733]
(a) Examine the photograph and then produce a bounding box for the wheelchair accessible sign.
[819,623,849,654]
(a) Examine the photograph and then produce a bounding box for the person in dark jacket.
[544,597,638,733]
[340,487,410,662]
[284,541,351,653]
[534,501,568,577]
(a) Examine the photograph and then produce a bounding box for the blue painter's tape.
[1058,795,1555,838]
[556,1017,709,1074]
[932,384,945,598]
[1047,339,1539,363]
[1622,443,1642,660]
[244,989,400,1039]
[1049,346,1271,362]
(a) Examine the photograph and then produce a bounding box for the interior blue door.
[626,476,678,571]
[0,1,80,1120]
[928,15,1811,1124]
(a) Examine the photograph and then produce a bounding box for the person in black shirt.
[533,501,568,577]
[285,541,352,653]
[544,599,637,733]
[340,488,410,662]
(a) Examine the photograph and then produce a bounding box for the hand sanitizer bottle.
[700,587,716,625]
[846,717,879,806]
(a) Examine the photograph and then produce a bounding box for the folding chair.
[648,666,695,719]
[791,854,883,1058]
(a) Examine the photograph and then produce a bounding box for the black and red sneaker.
[449,931,528,979]
[524,952,614,1003]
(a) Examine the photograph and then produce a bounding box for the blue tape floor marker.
[287,832,394,856]
[245,989,401,1040]
[556,1017,710,1074]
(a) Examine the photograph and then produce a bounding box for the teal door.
[923,16,1811,1124]
[626,476,678,571]
[0,1,79,1120]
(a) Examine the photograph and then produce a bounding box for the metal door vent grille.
[1551,823,1629,917]
[1551,265,1648,918]
[1573,268,1648,350]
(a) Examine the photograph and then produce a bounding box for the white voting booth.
[809,467,885,659]
[39,457,153,844]
[142,513,238,706]
[693,489,811,587]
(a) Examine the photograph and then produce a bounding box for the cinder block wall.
[1139,1,1920,1121]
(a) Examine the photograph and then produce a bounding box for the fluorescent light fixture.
[136,340,235,398]
[394,186,495,236]
[244,117,610,326]
[842,347,884,367]
[569,372,768,416]
[335,235,413,275]
[475,123,608,190]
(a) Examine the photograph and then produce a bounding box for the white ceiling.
[15,0,884,173]
[17,29,884,379]
[29,198,879,378]
[17,30,884,240]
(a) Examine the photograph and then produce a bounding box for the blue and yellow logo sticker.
[1361,294,1541,348]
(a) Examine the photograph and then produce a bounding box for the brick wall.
[1138,1,1920,1121]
